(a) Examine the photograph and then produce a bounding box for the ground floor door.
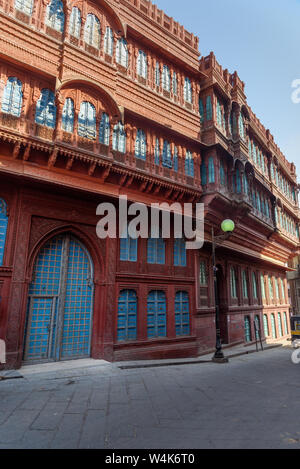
[23,234,94,362]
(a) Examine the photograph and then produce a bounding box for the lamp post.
[212,219,235,363]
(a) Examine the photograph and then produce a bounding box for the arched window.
[201,161,207,185]
[135,129,147,160]
[261,274,266,300]
[69,7,81,38]
[275,278,280,300]
[281,279,286,302]
[206,96,212,121]
[99,113,110,145]
[137,50,147,79]
[61,98,74,133]
[116,38,128,68]
[184,77,192,103]
[147,236,165,264]
[185,151,194,177]
[199,98,204,123]
[104,27,114,56]
[173,146,178,172]
[268,276,274,299]
[155,62,160,87]
[220,161,225,185]
[0,199,8,266]
[254,315,261,339]
[84,14,101,48]
[45,0,65,32]
[243,173,249,195]
[252,272,258,299]
[162,140,172,168]
[172,72,178,95]
[147,291,166,338]
[15,0,33,15]
[120,225,137,262]
[113,122,126,153]
[277,313,283,337]
[1,77,22,117]
[162,65,170,91]
[283,312,288,335]
[208,157,215,183]
[117,290,137,341]
[35,89,56,128]
[235,167,241,193]
[244,316,251,342]
[242,270,248,298]
[230,110,237,136]
[174,239,186,267]
[230,268,237,299]
[271,314,277,338]
[239,113,245,139]
[263,314,269,337]
[154,138,160,165]
[175,291,190,336]
[78,101,96,139]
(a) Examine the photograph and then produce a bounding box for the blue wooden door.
[24,234,93,362]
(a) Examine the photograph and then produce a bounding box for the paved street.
[0,346,300,449]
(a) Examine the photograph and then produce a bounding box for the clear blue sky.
[156,0,300,172]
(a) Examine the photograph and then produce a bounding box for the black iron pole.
[212,227,228,363]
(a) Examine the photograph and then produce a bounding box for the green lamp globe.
[221,219,235,233]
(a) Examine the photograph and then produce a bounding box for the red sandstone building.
[0,0,299,369]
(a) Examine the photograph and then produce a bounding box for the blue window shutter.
[117,290,137,341]
[175,291,190,336]
[0,199,8,266]
[154,138,160,165]
[2,77,23,117]
[120,227,137,262]
[236,168,241,193]
[147,291,166,338]
[206,96,212,120]
[208,157,215,183]
[61,98,74,132]
[162,140,172,168]
[147,238,165,264]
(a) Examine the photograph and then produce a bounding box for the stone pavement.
[0,345,300,449]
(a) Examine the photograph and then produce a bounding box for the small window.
[206,96,212,120]
[230,268,237,299]
[244,316,251,342]
[104,27,114,56]
[61,98,74,133]
[208,157,215,183]
[137,50,147,79]
[15,0,33,16]
[201,161,207,185]
[78,101,96,139]
[35,89,56,128]
[263,314,269,337]
[184,77,192,104]
[199,98,204,123]
[155,62,160,87]
[113,122,126,153]
[154,138,160,165]
[277,313,283,337]
[268,276,274,299]
[1,77,23,117]
[175,291,190,336]
[120,226,137,262]
[45,0,65,32]
[99,113,110,145]
[117,290,137,341]
[84,14,101,48]
[173,147,178,172]
[147,237,165,265]
[252,272,258,299]
[199,261,207,285]
[147,291,167,338]
[174,239,186,267]
[116,38,128,68]
[242,270,248,298]
[271,314,277,338]
[172,72,178,95]
[69,7,81,38]
[185,151,194,177]
[162,140,172,168]
[0,199,8,266]
[162,65,170,91]
[135,129,147,160]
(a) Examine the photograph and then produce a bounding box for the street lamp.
[212,219,235,363]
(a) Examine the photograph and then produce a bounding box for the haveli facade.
[0,0,299,369]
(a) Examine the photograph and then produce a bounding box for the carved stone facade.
[0,0,299,368]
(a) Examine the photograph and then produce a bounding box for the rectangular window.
[199,261,207,285]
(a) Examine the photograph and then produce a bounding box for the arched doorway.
[23,234,94,363]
